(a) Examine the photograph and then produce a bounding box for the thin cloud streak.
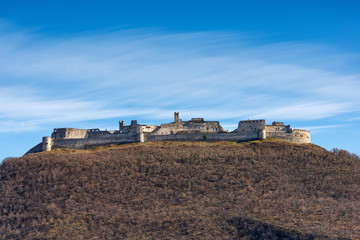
[301,124,347,131]
[251,102,353,121]
[298,124,348,134]
[0,22,360,132]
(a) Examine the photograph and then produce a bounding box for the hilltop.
[31,112,310,154]
[1,140,359,239]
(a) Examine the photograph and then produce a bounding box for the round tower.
[292,129,311,143]
[42,137,53,151]
[258,128,266,139]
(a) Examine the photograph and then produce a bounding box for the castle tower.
[119,120,125,133]
[42,137,53,151]
[131,120,138,129]
[174,112,180,123]
[258,128,266,139]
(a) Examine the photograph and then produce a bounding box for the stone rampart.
[28,112,311,153]
[52,134,137,150]
[52,128,88,139]
[144,132,258,142]
[266,131,293,142]
[153,121,225,135]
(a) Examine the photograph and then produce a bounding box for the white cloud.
[348,116,360,121]
[301,124,346,131]
[251,102,353,121]
[296,124,347,134]
[0,22,360,133]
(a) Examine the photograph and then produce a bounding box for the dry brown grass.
[0,140,359,239]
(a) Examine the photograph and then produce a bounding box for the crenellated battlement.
[27,112,311,153]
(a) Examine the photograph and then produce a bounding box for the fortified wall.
[27,112,311,153]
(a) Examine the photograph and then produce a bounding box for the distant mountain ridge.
[1,140,359,239]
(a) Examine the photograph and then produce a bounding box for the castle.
[27,112,311,153]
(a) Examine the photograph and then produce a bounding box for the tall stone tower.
[119,120,125,133]
[174,112,180,123]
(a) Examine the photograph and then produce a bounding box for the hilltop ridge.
[28,112,310,154]
[1,140,359,239]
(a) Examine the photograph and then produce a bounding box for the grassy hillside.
[0,140,359,239]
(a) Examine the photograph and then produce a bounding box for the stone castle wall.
[45,126,138,150]
[265,125,291,132]
[51,134,136,150]
[266,131,293,142]
[144,132,259,142]
[28,113,311,154]
[52,128,88,139]
[237,120,266,132]
[153,120,225,135]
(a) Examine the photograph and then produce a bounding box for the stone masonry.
[27,112,311,153]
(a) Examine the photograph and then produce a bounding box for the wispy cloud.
[297,124,347,134]
[0,21,359,132]
[348,116,360,121]
[251,102,353,121]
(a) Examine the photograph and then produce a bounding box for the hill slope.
[1,140,359,239]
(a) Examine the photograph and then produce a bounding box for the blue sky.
[1,1,360,160]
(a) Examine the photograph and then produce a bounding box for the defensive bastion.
[27,112,311,153]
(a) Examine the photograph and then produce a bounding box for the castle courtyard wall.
[52,134,137,150]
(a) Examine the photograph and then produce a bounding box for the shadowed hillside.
[0,140,359,239]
